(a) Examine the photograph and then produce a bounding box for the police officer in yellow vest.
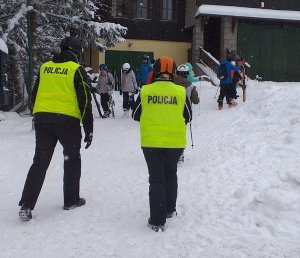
[132,56,192,232]
[18,37,93,221]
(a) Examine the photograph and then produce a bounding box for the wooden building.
[189,0,300,81]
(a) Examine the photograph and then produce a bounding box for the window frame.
[136,0,152,20]
[161,0,176,22]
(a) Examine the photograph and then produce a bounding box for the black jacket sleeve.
[184,96,192,124]
[74,66,94,134]
[132,93,141,121]
[31,71,40,107]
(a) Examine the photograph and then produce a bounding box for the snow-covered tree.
[0,0,127,110]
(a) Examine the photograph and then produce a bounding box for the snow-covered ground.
[1,80,300,258]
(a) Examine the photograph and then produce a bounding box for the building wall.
[109,0,192,42]
[98,39,191,67]
[185,0,197,28]
[220,17,238,59]
[192,18,204,63]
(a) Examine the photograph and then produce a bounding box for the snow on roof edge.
[195,5,300,22]
[0,38,8,54]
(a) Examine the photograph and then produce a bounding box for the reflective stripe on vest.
[140,81,187,148]
[33,61,81,120]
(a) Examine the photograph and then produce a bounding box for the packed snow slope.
[1,80,300,258]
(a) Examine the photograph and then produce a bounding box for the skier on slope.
[121,62,138,118]
[94,64,114,118]
[18,37,93,221]
[215,49,242,110]
[132,56,192,232]
[173,63,199,163]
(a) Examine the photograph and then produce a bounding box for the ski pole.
[189,123,194,149]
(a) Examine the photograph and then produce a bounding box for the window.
[162,0,174,21]
[136,0,151,19]
[115,0,125,17]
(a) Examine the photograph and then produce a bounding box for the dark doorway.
[204,17,221,60]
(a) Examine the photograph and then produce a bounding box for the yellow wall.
[98,39,191,67]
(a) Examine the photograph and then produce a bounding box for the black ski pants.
[218,83,235,105]
[123,92,135,111]
[122,92,130,111]
[19,123,82,209]
[100,93,109,112]
[142,148,184,226]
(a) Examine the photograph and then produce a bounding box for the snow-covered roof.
[0,38,8,54]
[195,5,300,22]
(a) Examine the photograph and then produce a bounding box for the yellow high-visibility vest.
[140,81,187,148]
[33,61,81,120]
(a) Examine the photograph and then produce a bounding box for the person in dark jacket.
[174,64,200,105]
[132,56,192,232]
[18,37,93,221]
[173,63,199,163]
[215,49,242,110]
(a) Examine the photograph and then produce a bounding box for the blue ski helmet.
[99,64,108,71]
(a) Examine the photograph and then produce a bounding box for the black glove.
[107,81,112,86]
[119,88,122,95]
[91,87,97,93]
[84,132,93,149]
[134,88,140,94]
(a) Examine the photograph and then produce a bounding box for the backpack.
[217,63,227,79]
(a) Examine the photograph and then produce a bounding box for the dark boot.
[19,204,32,221]
[63,198,86,210]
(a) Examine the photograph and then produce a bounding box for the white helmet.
[176,64,189,72]
[176,64,189,78]
[122,63,130,71]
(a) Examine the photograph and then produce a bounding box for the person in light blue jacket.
[185,63,200,83]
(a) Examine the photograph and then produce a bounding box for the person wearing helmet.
[215,49,242,110]
[174,64,200,163]
[18,36,93,221]
[138,54,152,87]
[95,64,114,118]
[185,63,200,83]
[121,62,138,118]
[174,64,200,105]
[132,56,192,232]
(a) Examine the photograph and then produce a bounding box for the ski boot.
[103,111,110,118]
[228,100,237,108]
[19,204,32,221]
[166,211,177,219]
[147,219,165,232]
[63,198,86,210]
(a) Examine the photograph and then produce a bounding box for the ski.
[91,91,104,118]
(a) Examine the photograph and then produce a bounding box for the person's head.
[99,64,108,74]
[122,63,130,72]
[143,54,150,63]
[176,64,189,78]
[153,56,176,80]
[60,37,83,61]
[185,63,193,72]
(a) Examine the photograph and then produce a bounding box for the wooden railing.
[199,47,219,70]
